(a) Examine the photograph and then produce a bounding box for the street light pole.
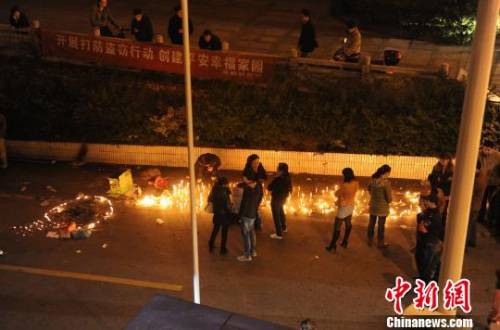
[438,0,500,316]
[181,0,201,304]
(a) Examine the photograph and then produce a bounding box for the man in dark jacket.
[9,6,29,29]
[298,9,317,58]
[415,194,443,283]
[199,30,222,51]
[168,5,193,45]
[131,9,154,42]
[90,0,121,37]
[208,177,231,255]
[237,182,263,262]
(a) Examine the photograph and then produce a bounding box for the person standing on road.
[268,163,292,240]
[326,168,358,251]
[9,6,29,29]
[467,160,487,248]
[131,9,154,42]
[415,194,443,283]
[0,113,7,169]
[297,9,317,58]
[208,177,231,255]
[242,154,267,230]
[478,142,500,227]
[168,5,193,45]
[237,181,263,262]
[431,153,454,237]
[367,165,392,248]
[90,0,121,37]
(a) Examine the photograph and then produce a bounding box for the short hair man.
[198,30,222,51]
[167,5,194,45]
[131,8,154,42]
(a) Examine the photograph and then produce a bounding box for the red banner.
[40,29,280,81]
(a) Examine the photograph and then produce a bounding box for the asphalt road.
[0,160,498,329]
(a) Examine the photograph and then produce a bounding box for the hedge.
[0,56,479,156]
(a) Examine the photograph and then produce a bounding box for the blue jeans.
[240,217,256,257]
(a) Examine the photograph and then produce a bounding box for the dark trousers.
[271,200,286,236]
[478,185,496,226]
[416,241,440,283]
[368,214,386,240]
[467,210,478,247]
[209,216,228,252]
[328,215,352,248]
[254,210,262,229]
[99,26,113,37]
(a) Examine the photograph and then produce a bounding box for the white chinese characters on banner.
[51,33,267,79]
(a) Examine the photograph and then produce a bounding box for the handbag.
[204,202,213,214]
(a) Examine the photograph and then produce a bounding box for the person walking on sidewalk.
[326,168,358,251]
[297,9,318,58]
[0,113,7,169]
[242,154,267,230]
[208,177,231,255]
[268,163,292,240]
[367,165,393,248]
[237,181,263,262]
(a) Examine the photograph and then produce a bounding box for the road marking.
[0,264,183,291]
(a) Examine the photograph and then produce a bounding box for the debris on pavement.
[102,243,108,249]
[46,231,59,239]
[19,186,27,192]
[76,250,82,254]
[156,218,164,225]
[70,228,92,239]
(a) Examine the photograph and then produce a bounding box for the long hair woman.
[326,167,358,251]
[367,165,392,248]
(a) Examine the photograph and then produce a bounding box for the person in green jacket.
[367,164,393,248]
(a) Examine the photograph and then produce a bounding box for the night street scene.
[1,0,500,329]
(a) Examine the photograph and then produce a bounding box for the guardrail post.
[290,48,298,71]
[31,20,42,57]
[440,63,450,78]
[155,34,164,45]
[222,41,229,51]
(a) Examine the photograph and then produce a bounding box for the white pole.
[181,0,201,304]
[438,0,500,315]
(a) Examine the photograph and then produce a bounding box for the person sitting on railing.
[332,20,361,63]
[168,5,193,45]
[198,30,222,51]
[131,8,153,42]
[90,0,121,37]
[9,6,29,29]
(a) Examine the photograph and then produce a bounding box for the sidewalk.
[11,0,491,82]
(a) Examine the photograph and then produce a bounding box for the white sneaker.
[282,228,288,233]
[237,255,252,262]
[270,233,282,240]
[251,251,257,257]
